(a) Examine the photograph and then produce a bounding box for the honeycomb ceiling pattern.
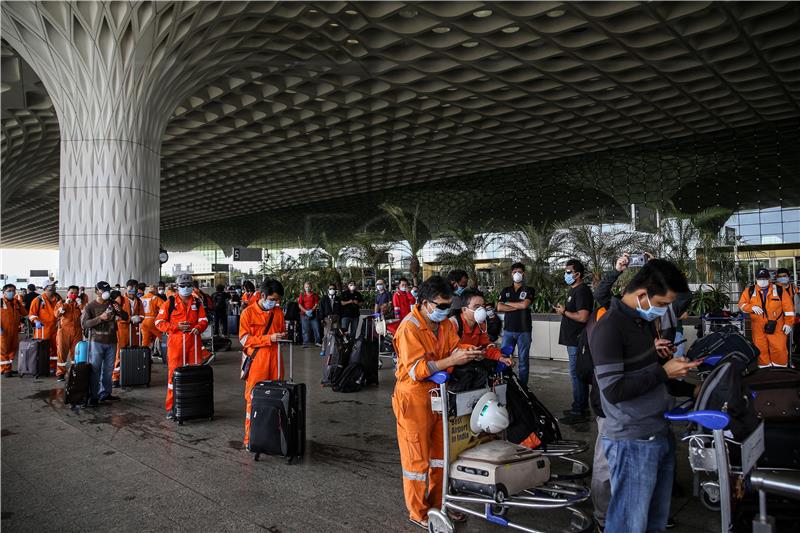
[3,1,800,249]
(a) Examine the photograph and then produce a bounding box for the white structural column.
[2,2,169,285]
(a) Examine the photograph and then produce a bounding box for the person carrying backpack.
[738,268,795,367]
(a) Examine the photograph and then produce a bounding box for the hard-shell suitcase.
[248,341,306,463]
[119,329,151,387]
[743,367,800,422]
[760,421,800,468]
[18,327,50,377]
[65,361,91,405]
[227,314,240,336]
[173,333,214,424]
[349,336,379,386]
[321,329,350,386]
[74,340,89,364]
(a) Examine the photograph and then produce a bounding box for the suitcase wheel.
[254,453,260,462]
[177,420,184,426]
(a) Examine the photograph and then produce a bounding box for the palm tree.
[690,206,735,285]
[342,231,394,285]
[380,201,432,286]
[435,221,501,287]
[507,221,569,288]
[562,223,645,284]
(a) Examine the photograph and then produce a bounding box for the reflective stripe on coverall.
[739,283,795,367]
[55,299,83,376]
[28,294,61,370]
[449,316,502,361]
[140,294,163,349]
[392,304,470,522]
[114,296,145,381]
[239,304,285,446]
[155,296,208,411]
[1,297,27,373]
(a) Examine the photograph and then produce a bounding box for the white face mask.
[756,279,769,288]
[178,286,193,297]
[101,291,111,300]
[328,289,336,297]
[261,299,277,311]
[512,272,523,283]
[348,285,356,291]
[399,286,408,292]
[376,284,384,292]
[473,307,487,324]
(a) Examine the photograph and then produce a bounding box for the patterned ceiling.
[2,1,800,249]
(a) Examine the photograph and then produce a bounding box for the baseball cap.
[96,281,112,292]
[176,274,193,286]
[756,268,771,279]
[776,267,791,276]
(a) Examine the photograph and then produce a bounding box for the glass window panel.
[782,209,800,223]
[739,235,760,245]
[761,234,783,245]
[759,209,782,223]
[784,233,800,244]
[762,222,783,234]
[783,221,800,234]
[738,211,760,225]
[738,224,761,236]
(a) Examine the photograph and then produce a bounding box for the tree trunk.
[410,255,420,286]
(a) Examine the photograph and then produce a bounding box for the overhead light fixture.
[286,89,296,94]
[547,9,566,18]
[447,87,458,91]
[473,9,492,18]
[462,41,479,48]
[309,9,318,14]
[433,26,450,34]
[419,95,428,99]
[345,10,357,15]
[314,97,325,101]
[442,103,450,107]
[346,39,359,44]
[398,7,418,18]
[329,23,339,27]
[253,80,263,85]
[502,26,520,34]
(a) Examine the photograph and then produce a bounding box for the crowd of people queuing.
[1,254,798,533]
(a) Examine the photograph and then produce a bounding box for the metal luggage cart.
[425,371,593,533]
[665,408,765,532]
[373,313,398,369]
[702,313,746,336]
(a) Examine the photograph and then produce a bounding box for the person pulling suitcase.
[239,278,287,448]
[154,274,208,420]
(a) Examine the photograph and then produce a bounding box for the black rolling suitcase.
[65,336,90,405]
[172,333,214,425]
[18,327,50,378]
[349,336,379,386]
[119,328,151,387]
[248,341,306,463]
[228,303,240,336]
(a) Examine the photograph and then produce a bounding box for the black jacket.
[319,296,341,323]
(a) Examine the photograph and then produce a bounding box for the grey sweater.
[81,300,128,344]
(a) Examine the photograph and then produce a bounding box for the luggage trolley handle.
[181,330,200,366]
[278,339,293,382]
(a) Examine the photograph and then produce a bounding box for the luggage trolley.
[373,313,398,369]
[702,312,746,336]
[425,371,593,533]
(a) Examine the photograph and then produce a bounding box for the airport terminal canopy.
[2,1,799,284]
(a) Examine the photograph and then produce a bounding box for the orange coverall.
[1,296,27,374]
[55,298,84,377]
[155,296,208,411]
[392,305,471,523]
[114,295,144,382]
[140,293,163,348]
[450,316,503,361]
[739,282,795,367]
[240,303,286,447]
[28,294,62,371]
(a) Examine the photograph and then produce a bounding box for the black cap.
[96,281,112,292]
[776,267,791,276]
[756,268,771,279]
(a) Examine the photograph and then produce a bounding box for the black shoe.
[2,372,15,378]
[103,395,121,402]
[562,409,591,417]
[666,517,676,529]
[86,399,100,407]
[112,380,120,388]
[56,376,66,382]
[559,413,590,425]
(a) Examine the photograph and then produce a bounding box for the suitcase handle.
[278,340,293,382]
[181,331,200,366]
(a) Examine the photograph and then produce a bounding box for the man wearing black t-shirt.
[497,262,534,385]
[556,259,594,425]
[339,281,364,339]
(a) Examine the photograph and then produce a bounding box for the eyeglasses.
[178,283,192,288]
[429,302,451,311]
[565,270,576,275]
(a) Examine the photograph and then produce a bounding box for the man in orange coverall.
[140,284,163,351]
[739,268,795,367]
[1,284,27,376]
[155,274,208,419]
[28,280,62,372]
[113,279,145,385]
[450,289,514,368]
[239,279,286,447]
[55,286,85,381]
[392,275,483,529]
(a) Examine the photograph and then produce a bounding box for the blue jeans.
[567,345,589,414]
[341,316,358,340]
[602,433,675,533]
[89,341,116,401]
[502,331,532,385]
[301,315,321,344]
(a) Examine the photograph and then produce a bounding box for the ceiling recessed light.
[285,89,296,94]
[447,87,457,91]
[253,80,263,85]
[502,26,520,34]
[462,41,479,48]
[309,9,318,14]
[345,10,357,15]
[547,9,566,18]
[419,95,428,99]
[473,9,492,18]
[399,8,418,18]
[442,103,450,107]
[433,26,450,34]
[469,96,479,99]
[314,97,325,101]
[605,87,615,92]
[346,39,359,44]
[329,23,339,27]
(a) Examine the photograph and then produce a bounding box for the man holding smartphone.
[155,274,208,419]
[81,282,128,406]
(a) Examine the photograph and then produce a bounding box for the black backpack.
[332,363,365,393]
[694,361,760,441]
[284,301,301,322]
[448,360,490,393]
[321,329,351,386]
[686,328,759,373]
[504,367,562,447]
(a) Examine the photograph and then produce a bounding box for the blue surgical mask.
[564,273,575,285]
[4,291,15,300]
[411,290,418,298]
[399,286,407,292]
[426,302,449,323]
[261,299,277,311]
[454,286,465,296]
[777,276,789,284]
[636,294,668,322]
[178,286,193,297]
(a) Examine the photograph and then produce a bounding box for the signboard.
[232,247,263,262]
[724,226,736,246]
[30,270,49,277]
[211,263,230,273]
[448,415,493,462]
[631,204,659,233]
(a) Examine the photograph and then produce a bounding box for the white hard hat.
[470,391,510,434]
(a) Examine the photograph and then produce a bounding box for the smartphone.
[629,253,648,268]
[670,338,688,347]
